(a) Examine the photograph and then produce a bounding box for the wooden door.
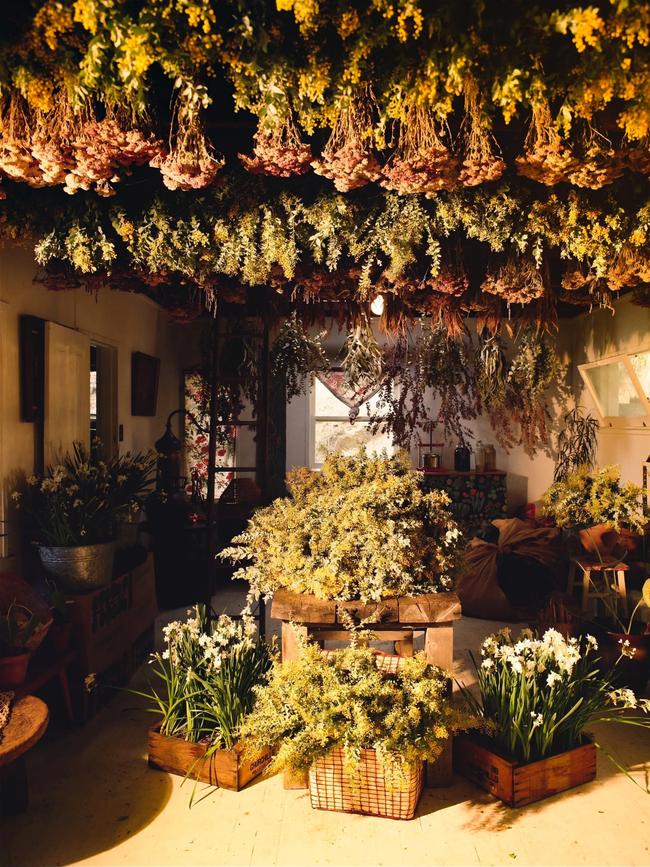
[44,322,90,466]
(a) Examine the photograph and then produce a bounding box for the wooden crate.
[309,748,423,820]
[148,726,271,792]
[454,735,597,807]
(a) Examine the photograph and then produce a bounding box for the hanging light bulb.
[370,294,384,316]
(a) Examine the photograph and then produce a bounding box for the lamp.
[155,410,183,493]
[370,294,384,316]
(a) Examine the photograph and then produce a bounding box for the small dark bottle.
[454,444,471,472]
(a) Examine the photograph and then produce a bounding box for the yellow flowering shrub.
[220,449,461,603]
[240,640,479,777]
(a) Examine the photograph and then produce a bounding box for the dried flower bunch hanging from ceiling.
[481,256,546,306]
[564,127,625,190]
[312,93,382,192]
[0,93,163,196]
[150,86,223,191]
[240,113,313,178]
[515,97,578,186]
[381,102,458,195]
[458,77,505,188]
[270,311,328,400]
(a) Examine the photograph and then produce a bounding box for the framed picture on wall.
[131,352,160,416]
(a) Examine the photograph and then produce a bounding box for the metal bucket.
[38,541,116,592]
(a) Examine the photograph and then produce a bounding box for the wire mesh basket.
[309,748,423,820]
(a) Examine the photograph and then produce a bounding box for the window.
[309,373,393,469]
[579,349,650,429]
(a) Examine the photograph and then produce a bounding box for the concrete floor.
[4,588,650,867]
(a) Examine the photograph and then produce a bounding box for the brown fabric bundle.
[457,518,565,621]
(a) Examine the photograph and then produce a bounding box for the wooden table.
[272,589,462,787]
[0,695,49,815]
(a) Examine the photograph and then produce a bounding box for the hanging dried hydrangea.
[381,103,458,195]
[625,141,650,177]
[239,114,313,177]
[482,256,545,305]
[607,244,650,290]
[312,95,382,192]
[0,96,46,188]
[151,93,223,191]
[564,129,625,189]
[515,98,578,185]
[425,262,469,297]
[458,77,505,187]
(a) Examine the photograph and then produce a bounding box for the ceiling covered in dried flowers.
[0,0,649,326]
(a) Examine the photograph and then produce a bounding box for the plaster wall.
[0,243,184,569]
[286,298,650,513]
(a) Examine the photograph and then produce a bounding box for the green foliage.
[241,640,479,778]
[553,406,600,483]
[12,442,155,546]
[541,465,648,532]
[270,312,328,401]
[461,627,650,764]
[220,449,461,603]
[133,606,274,749]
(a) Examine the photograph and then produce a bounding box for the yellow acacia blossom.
[338,9,360,39]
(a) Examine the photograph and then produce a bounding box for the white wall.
[0,243,184,569]
[286,298,650,513]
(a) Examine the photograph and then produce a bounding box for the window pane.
[629,350,650,400]
[314,421,393,465]
[314,377,349,415]
[585,361,646,417]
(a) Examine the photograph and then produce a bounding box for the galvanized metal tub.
[38,541,116,592]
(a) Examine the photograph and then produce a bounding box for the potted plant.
[0,602,41,688]
[12,443,136,591]
[220,449,461,608]
[540,465,647,558]
[110,449,157,550]
[240,639,479,820]
[456,627,650,807]
[594,578,650,693]
[135,605,274,795]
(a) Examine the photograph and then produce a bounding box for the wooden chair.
[0,694,49,815]
[567,558,629,618]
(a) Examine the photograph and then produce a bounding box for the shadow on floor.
[4,697,173,867]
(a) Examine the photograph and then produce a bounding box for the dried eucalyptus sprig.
[270,312,328,400]
[341,316,383,388]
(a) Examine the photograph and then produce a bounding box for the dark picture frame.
[131,352,160,416]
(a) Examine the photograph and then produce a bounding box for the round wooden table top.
[0,695,49,767]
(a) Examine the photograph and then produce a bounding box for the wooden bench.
[0,695,49,815]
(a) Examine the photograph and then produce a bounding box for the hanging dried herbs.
[239,115,313,178]
[341,315,383,388]
[481,256,546,305]
[270,312,328,400]
[458,77,505,187]
[312,95,382,192]
[553,406,599,483]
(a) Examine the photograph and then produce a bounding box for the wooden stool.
[272,590,461,789]
[0,695,49,815]
[567,558,629,618]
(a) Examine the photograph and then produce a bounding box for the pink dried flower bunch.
[564,131,625,189]
[515,99,578,186]
[381,104,458,195]
[426,262,469,297]
[150,101,223,191]
[482,257,545,304]
[312,97,382,192]
[458,77,505,187]
[240,115,313,177]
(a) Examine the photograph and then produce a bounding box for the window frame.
[579,349,650,430]
[307,373,390,469]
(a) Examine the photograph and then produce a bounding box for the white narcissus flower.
[481,658,494,670]
[546,671,562,688]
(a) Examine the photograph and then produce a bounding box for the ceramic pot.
[38,541,116,592]
[0,651,30,689]
[578,524,623,559]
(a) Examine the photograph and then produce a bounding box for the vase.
[38,541,116,592]
[0,651,31,689]
[454,734,596,807]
